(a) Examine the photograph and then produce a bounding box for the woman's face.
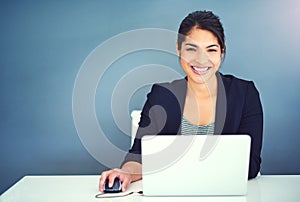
[177,27,223,85]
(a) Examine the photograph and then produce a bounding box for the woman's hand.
[99,161,142,192]
[99,168,132,192]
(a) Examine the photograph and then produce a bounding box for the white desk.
[1,175,300,202]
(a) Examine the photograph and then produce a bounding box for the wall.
[1,0,300,194]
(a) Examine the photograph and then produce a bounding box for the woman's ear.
[176,41,180,56]
[221,44,226,54]
[220,44,226,59]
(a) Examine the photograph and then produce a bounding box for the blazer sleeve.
[122,84,173,165]
[238,81,263,179]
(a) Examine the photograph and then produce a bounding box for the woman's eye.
[208,49,217,52]
[186,48,196,52]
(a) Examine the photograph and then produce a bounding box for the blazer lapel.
[215,72,228,134]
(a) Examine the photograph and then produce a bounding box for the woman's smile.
[190,65,212,76]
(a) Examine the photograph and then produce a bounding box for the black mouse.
[104,177,122,193]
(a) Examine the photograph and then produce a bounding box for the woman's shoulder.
[219,73,259,96]
[151,77,187,92]
[147,78,187,102]
[219,73,256,89]
[220,73,253,84]
[155,77,186,87]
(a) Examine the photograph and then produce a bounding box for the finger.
[121,175,132,192]
[99,170,112,192]
[99,174,107,192]
[108,172,120,188]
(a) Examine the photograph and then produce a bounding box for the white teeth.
[193,66,209,72]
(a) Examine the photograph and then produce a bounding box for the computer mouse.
[104,177,122,193]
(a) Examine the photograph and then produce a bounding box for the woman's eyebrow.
[185,43,198,48]
[207,44,219,48]
[185,43,219,49]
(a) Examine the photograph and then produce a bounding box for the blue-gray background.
[1,0,300,194]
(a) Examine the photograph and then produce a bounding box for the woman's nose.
[194,48,211,65]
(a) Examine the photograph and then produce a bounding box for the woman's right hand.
[99,168,133,192]
[99,161,142,192]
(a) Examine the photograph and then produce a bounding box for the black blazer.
[124,72,263,179]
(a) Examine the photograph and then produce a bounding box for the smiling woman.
[179,28,221,127]
[99,10,263,192]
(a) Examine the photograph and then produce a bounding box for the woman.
[99,10,263,192]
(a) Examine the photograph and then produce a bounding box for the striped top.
[181,116,215,135]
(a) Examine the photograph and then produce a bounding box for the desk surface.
[1,175,300,202]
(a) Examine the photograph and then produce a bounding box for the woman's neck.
[187,76,218,99]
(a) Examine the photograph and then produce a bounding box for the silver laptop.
[141,135,251,196]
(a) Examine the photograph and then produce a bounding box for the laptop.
[141,135,251,196]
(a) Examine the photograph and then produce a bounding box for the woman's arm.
[100,84,166,192]
[99,161,142,192]
[238,81,263,179]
